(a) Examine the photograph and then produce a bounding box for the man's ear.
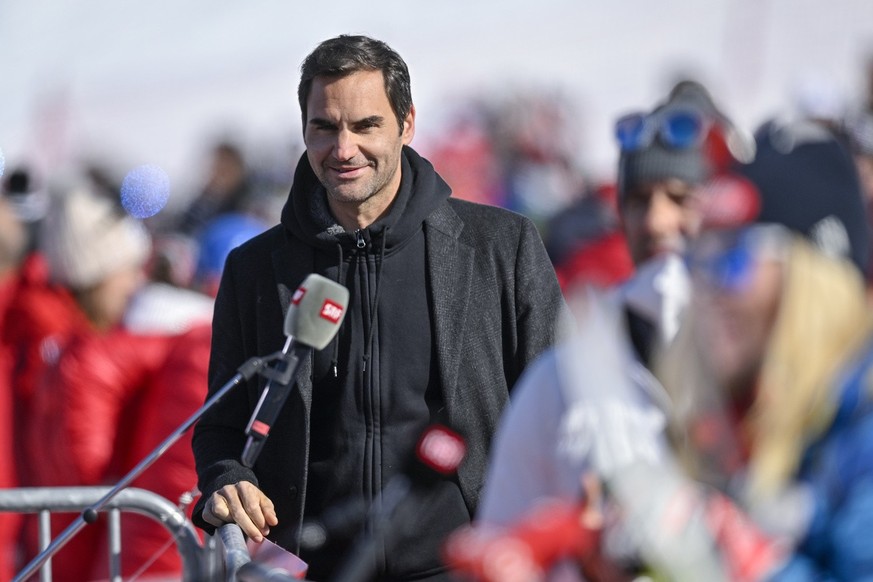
[401,105,416,145]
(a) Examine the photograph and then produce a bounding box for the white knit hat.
[40,183,152,289]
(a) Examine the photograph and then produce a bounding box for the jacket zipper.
[356,229,379,504]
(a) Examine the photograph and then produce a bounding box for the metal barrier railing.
[0,486,215,581]
[0,487,308,582]
[216,524,301,582]
[0,487,304,581]
[0,354,313,580]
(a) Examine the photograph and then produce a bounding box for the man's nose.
[333,130,358,162]
[645,190,682,237]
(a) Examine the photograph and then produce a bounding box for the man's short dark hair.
[297,35,413,135]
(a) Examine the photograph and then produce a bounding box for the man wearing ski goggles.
[473,83,754,580]
[612,81,752,365]
[615,82,749,267]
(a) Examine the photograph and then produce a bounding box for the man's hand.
[202,481,279,543]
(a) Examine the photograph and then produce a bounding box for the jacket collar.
[424,201,472,410]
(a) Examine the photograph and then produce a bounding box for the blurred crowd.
[0,140,282,580]
[446,62,873,581]
[1,54,873,581]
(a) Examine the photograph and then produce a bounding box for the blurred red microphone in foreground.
[444,497,621,582]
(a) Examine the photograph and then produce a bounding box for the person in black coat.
[191,35,565,581]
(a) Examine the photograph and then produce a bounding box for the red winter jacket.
[115,323,211,579]
[37,283,213,580]
[3,254,92,449]
[3,254,106,581]
[5,272,213,581]
[0,273,23,582]
[34,330,173,487]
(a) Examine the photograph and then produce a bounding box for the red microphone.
[330,424,468,582]
[703,492,788,582]
[444,499,603,582]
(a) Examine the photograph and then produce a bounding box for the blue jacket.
[773,338,873,580]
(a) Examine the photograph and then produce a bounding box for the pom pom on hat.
[40,182,151,289]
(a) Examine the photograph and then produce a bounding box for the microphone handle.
[240,434,267,470]
[242,342,308,468]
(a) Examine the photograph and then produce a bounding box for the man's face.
[620,178,701,265]
[304,70,415,219]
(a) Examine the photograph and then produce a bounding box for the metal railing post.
[107,507,122,582]
[37,509,51,582]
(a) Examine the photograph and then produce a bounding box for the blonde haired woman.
[658,119,873,580]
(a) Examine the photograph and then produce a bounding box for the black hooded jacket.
[192,146,565,580]
[284,147,466,578]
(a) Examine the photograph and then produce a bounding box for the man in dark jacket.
[191,35,565,581]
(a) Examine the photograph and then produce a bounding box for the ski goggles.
[615,107,711,152]
[685,224,789,292]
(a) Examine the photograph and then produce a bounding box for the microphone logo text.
[320,300,344,323]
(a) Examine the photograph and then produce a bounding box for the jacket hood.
[280,146,452,251]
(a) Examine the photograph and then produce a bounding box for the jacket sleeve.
[191,248,259,533]
[509,216,569,387]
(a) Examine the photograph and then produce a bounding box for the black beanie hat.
[618,81,745,198]
[620,141,709,193]
[737,119,870,275]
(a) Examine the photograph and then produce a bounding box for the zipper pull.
[355,229,366,249]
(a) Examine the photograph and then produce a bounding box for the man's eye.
[309,121,337,132]
[669,193,692,206]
